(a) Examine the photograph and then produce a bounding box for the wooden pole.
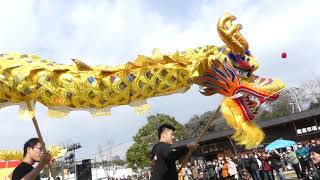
[178,106,221,173]
[227,136,238,155]
[26,101,56,179]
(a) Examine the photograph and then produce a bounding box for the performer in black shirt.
[150,124,198,180]
[12,138,52,180]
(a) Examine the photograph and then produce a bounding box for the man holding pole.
[12,138,52,180]
[150,124,198,180]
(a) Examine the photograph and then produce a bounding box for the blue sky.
[0,0,320,159]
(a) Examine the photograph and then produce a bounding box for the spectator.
[310,145,320,165]
[310,140,317,147]
[309,146,320,179]
[214,160,221,180]
[178,166,184,180]
[270,150,285,180]
[206,161,217,180]
[191,162,199,180]
[286,147,302,179]
[240,169,252,180]
[221,160,229,180]
[244,154,252,177]
[296,143,310,176]
[235,154,245,171]
[261,153,273,180]
[226,157,237,180]
[183,165,192,180]
[249,154,261,180]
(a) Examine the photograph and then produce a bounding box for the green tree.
[184,110,225,138]
[309,97,320,109]
[258,91,294,120]
[126,113,188,170]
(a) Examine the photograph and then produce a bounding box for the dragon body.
[0,14,285,148]
[0,146,66,161]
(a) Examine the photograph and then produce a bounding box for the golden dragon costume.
[0,146,66,161]
[0,14,284,149]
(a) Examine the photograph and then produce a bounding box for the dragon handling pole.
[178,106,221,173]
[26,101,56,179]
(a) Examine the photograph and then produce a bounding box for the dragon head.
[194,14,285,149]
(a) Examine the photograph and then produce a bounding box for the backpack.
[208,166,216,177]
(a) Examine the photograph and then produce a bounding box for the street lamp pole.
[291,87,302,112]
[65,143,82,179]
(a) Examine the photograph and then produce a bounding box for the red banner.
[0,161,21,180]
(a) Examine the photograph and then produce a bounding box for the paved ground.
[284,170,299,180]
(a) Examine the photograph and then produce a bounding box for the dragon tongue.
[259,97,266,103]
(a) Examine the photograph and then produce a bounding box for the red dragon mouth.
[233,86,278,120]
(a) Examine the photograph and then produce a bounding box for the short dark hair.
[23,138,40,157]
[157,124,176,139]
[310,145,320,154]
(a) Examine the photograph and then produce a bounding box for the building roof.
[173,107,320,148]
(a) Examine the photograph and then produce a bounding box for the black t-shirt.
[150,142,187,180]
[12,162,40,180]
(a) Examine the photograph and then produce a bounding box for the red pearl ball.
[281,52,287,58]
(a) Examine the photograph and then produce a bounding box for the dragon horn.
[217,13,249,55]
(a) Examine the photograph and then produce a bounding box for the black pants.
[292,163,302,178]
[300,159,310,174]
[229,175,236,180]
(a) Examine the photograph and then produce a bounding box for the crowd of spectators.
[104,139,320,180]
[177,139,320,180]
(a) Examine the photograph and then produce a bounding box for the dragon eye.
[245,50,251,56]
[228,52,236,61]
[238,69,250,78]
